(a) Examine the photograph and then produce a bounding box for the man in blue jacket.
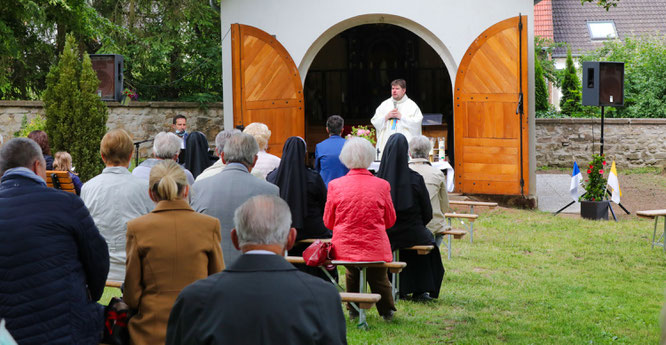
[315,115,349,187]
[0,138,110,345]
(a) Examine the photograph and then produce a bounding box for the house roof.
[551,0,666,57]
[535,0,553,40]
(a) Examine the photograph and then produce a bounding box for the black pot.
[580,200,609,220]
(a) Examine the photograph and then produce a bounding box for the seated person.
[0,138,109,344]
[376,133,445,302]
[53,151,83,195]
[195,129,240,182]
[315,115,348,187]
[408,135,451,246]
[323,137,397,321]
[27,130,53,169]
[132,132,195,185]
[243,122,280,179]
[166,195,347,345]
[183,131,214,179]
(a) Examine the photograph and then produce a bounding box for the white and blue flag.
[570,161,582,202]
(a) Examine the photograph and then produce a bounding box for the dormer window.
[587,21,618,40]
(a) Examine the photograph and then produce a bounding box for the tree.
[44,34,108,182]
[581,0,620,11]
[535,57,549,112]
[559,47,582,116]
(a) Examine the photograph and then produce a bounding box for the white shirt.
[371,95,423,157]
[251,150,281,180]
[81,166,154,281]
[195,158,225,182]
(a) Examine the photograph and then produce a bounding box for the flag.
[607,160,622,204]
[570,161,582,202]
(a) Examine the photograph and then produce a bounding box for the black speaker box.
[90,54,124,102]
[582,61,624,107]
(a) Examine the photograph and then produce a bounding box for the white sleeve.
[371,101,388,130]
[397,103,423,136]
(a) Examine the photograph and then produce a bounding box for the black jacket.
[166,254,347,345]
[0,173,109,345]
[386,171,435,250]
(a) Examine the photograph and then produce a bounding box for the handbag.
[100,297,131,345]
[302,240,335,267]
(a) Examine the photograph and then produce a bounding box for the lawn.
[102,208,666,344]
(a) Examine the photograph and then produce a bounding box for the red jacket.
[324,169,396,262]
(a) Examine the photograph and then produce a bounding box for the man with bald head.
[0,138,109,344]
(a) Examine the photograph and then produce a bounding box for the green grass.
[621,166,663,175]
[101,209,665,344]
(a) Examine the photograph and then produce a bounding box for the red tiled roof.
[535,0,554,40]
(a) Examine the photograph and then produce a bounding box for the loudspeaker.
[90,54,124,102]
[582,61,624,107]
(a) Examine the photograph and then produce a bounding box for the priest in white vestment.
[371,79,423,158]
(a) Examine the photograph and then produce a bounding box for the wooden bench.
[390,245,434,300]
[339,292,381,310]
[445,212,479,243]
[285,256,405,328]
[105,280,123,289]
[45,170,76,194]
[440,229,467,260]
[637,209,666,251]
[297,238,331,245]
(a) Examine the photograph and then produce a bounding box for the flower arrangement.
[581,154,607,201]
[122,88,138,101]
[345,125,376,145]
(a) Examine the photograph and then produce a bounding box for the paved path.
[536,174,581,213]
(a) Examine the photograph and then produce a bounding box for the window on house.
[587,21,618,40]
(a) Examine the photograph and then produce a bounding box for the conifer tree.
[559,46,582,116]
[535,57,549,111]
[44,34,108,181]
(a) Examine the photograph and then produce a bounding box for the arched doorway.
[303,24,454,165]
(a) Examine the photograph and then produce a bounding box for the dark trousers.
[345,266,395,316]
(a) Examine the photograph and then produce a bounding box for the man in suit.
[315,115,349,187]
[166,195,347,345]
[191,132,279,265]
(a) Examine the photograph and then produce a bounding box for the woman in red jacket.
[323,137,397,321]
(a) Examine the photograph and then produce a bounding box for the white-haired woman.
[323,137,397,321]
[124,160,224,345]
[243,122,280,179]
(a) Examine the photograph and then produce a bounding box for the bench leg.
[652,217,659,249]
[357,267,368,329]
[391,250,400,301]
[469,205,475,243]
[447,234,452,260]
[663,216,666,252]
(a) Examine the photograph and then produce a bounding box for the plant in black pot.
[580,154,609,220]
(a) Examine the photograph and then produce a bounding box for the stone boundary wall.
[0,100,224,156]
[536,118,666,169]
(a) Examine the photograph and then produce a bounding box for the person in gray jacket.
[191,132,279,266]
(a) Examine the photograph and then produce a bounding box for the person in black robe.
[183,131,213,179]
[267,137,335,281]
[376,133,445,301]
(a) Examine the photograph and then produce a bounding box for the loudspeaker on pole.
[89,54,124,102]
[582,61,624,107]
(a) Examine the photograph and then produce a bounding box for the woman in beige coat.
[124,160,224,345]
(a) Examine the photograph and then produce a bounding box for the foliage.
[535,36,566,86]
[345,125,376,144]
[581,154,608,201]
[13,115,47,138]
[559,47,583,116]
[122,88,138,101]
[0,0,124,100]
[581,0,620,10]
[534,57,549,112]
[44,34,108,182]
[580,35,666,118]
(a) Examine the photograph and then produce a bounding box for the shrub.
[13,115,47,137]
[581,154,607,201]
[43,33,108,182]
[559,46,582,116]
[535,57,549,112]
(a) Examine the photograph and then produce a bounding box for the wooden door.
[454,16,529,195]
[231,24,304,157]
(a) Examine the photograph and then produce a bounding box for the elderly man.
[371,79,423,157]
[0,138,109,344]
[166,195,347,345]
[195,129,240,182]
[132,131,195,185]
[81,129,154,282]
[408,135,450,245]
[315,115,349,187]
[191,133,279,266]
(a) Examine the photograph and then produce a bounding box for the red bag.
[302,240,335,267]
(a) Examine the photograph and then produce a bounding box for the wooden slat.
[297,238,331,245]
[106,280,123,288]
[441,229,467,239]
[404,245,434,255]
[449,200,498,208]
[637,210,666,218]
[339,292,381,309]
[444,213,478,221]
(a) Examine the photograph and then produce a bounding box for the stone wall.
[536,118,666,169]
[0,100,224,156]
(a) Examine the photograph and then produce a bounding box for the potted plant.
[580,154,609,220]
[121,88,138,106]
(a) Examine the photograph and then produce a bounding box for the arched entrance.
[303,23,454,164]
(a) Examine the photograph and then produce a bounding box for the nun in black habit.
[267,137,335,281]
[183,131,214,179]
[376,133,444,301]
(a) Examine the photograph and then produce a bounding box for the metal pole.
[600,106,605,156]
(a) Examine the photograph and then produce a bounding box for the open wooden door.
[231,24,304,157]
[454,15,529,195]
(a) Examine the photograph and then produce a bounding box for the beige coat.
[409,158,450,234]
[125,199,224,345]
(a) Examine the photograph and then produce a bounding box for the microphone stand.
[133,138,154,168]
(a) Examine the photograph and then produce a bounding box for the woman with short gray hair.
[324,137,398,320]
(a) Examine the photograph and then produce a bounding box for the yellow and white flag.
[607,161,622,204]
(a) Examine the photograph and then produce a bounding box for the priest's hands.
[385,109,402,121]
